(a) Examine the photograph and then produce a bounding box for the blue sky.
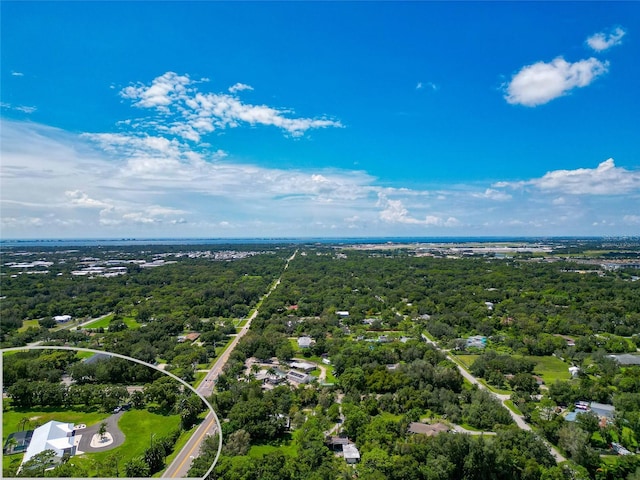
[2,1,639,238]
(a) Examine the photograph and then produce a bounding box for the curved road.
[421,334,566,463]
[163,250,297,478]
[76,411,125,453]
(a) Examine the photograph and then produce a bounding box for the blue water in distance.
[0,236,611,248]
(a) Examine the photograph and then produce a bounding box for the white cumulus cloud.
[119,72,342,140]
[587,27,626,52]
[229,83,254,93]
[473,188,512,201]
[497,159,640,195]
[504,57,608,106]
[378,195,460,227]
[121,71,192,109]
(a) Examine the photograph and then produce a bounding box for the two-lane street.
[162,250,297,478]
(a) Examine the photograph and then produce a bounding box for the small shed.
[343,443,360,464]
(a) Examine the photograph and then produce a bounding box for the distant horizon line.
[2,235,638,244]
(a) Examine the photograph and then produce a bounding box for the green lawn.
[2,404,182,477]
[454,353,570,386]
[76,351,95,360]
[504,400,523,415]
[378,412,402,422]
[82,315,140,330]
[522,355,571,384]
[18,319,39,332]
[161,417,206,470]
[289,338,301,353]
[193,371,207,388]
[71,409,182,475]
[248,435,295,458]
[455,355,480,369]
[459,423,484,432]
[2,405,111,444]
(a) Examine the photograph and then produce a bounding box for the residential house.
[290,361,316,373]
[466,335,487,349]
[21,421,76,468]
[589,402,615,420]
[408,422,450,436]
[287,370,311,384]
[326,436,349,452]
[608,354,640,366]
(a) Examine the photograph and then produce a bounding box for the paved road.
[76,412,125,453]
[163,250,297,478]
[421,334,566,463]
[452,424,497,435]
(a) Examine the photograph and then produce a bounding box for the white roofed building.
[21,420,76,467]
[290,361,316,372]
[343,443,360,464]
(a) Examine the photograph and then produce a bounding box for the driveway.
[76,411,125,453]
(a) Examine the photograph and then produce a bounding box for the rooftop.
[22,420,75,464]
[408,422,450,436]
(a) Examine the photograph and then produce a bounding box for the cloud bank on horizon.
[1,3,638,238]
[2,115,638,238]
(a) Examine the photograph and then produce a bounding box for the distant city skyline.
[2,2,639,238]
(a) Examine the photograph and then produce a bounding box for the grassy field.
[459,422,484,432]
[2,404,112,476]
[504,399,523,415]
[2,405,111,444]
[82,315,140,330]
[17,319,39,332]
[193,371,207,388]
[248,435,295,458]
[71,409,182,475]
[455,354,480,369]
[378,411,402,421]
[524,355,571,384]
[454,353,570,386]
[2,404,182,477]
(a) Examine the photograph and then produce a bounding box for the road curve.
[421,334,566,463]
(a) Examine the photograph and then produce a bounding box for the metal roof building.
[21,421,76,466]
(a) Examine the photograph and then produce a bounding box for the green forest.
[2,240,639,479]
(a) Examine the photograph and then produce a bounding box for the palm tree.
[18,417,30,432]
[98,422,108,442]
[5,436,18,454]
[107,451,123,477]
